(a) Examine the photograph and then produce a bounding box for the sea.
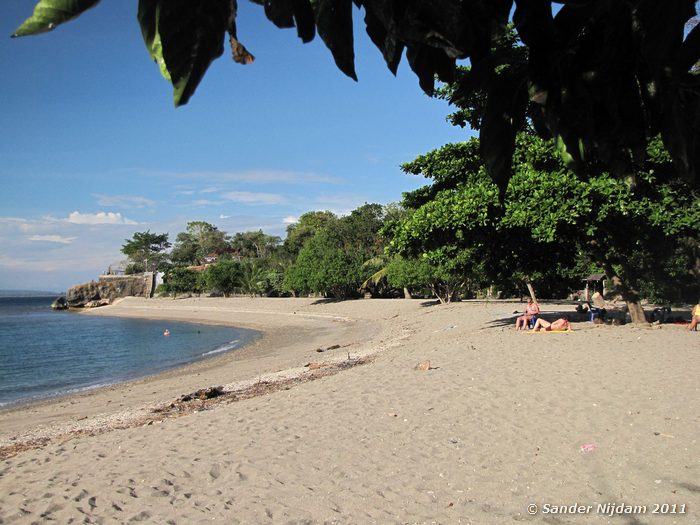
[0,296,259,407]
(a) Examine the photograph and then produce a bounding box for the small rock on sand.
[414,360,431,371]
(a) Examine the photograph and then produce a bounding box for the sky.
[0,1,471,292]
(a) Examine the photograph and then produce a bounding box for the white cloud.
[219,214,231,219]
[0,217,29,224]
[221,191,286,205]
[282,216,299,225]
[93,194,155,209]
[155,169,340,185]
[29,235,77,244]
[66,211,137,225]
[190,199,224,207]
[313,194,371,217]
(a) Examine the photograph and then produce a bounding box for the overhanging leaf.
[480,69,528,193]
[406,44,455,95]
[362,0,403,75]
[263,0,296,28]
[311,0,357,80]
[227,0,255,65]
[12,0,100,37]
[155,0,230,106]
[292,0,316,42]
[138,0,170,81]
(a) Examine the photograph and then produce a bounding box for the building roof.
[584,273,607,282]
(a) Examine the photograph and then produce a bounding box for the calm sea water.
[0,296,259,407]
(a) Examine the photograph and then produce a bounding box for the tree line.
[121,129,699,308]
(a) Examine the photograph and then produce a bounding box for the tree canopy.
[170,221,229,266]
[390,133,700,317]
[121,230,171,273]
[12,1,700,189]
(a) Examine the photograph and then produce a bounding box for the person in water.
[163,329,171,336]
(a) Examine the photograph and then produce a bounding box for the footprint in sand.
[129,510,151,522]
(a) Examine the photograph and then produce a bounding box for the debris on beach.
[0,357,373,460]
[433,325,457,332]
[414,360,432,371]
[306,362,330,370]
[179,386,225,402]
[316,344,341,353]
[579,442,598,453]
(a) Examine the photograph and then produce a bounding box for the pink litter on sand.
[579,443,598,453]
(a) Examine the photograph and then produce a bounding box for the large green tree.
[170,221,229,266]
[284,228,365,299]
[203,259,242,297]
[391,134,700,321]
[12,1,700,189]
[162,266,204,297]
[121,230,171,273]
[282,211,338,259]
[229,230,281,260]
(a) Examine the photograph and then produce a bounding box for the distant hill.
[0,289,63,298]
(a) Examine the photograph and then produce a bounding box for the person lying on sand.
[533,316,572,332]
[514,298,540,330]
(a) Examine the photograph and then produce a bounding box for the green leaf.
[138,0,170,81]
[405,43,456,95]
[311,0,357,80]
[143,0,230,107]
[12,0,100,37]
[362,1,403,75]
[262,0,296,29]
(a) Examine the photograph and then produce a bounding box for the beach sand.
[0,297,698,524]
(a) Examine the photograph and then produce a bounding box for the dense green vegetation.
[120,136,698,311]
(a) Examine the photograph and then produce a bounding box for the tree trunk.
[526,282,538,303]
[403,287,412,299]
[430,284,446,304]
[603,265,648,325]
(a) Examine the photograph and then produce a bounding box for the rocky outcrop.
[51,297,69,310]
[66,274,154,308]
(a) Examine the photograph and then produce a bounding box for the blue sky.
[0,1,470,292]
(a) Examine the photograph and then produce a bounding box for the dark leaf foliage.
[12,0,100,37]
[138,0,231,106]
[14,0,700,187]
[256,0,700,188]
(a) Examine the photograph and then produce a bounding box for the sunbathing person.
[533,316,572,332]
[514,298,540,330]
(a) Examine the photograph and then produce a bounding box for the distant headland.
[0,289,63,298]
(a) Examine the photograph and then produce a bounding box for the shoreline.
[1,297,699,523]
[0,296,384,452]
[0,314,262,412]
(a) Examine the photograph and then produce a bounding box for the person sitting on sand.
[689,303,700,331]
[533,316,572,332]
[515,298,540,330]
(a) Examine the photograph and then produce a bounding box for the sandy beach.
[0,296,698,524]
